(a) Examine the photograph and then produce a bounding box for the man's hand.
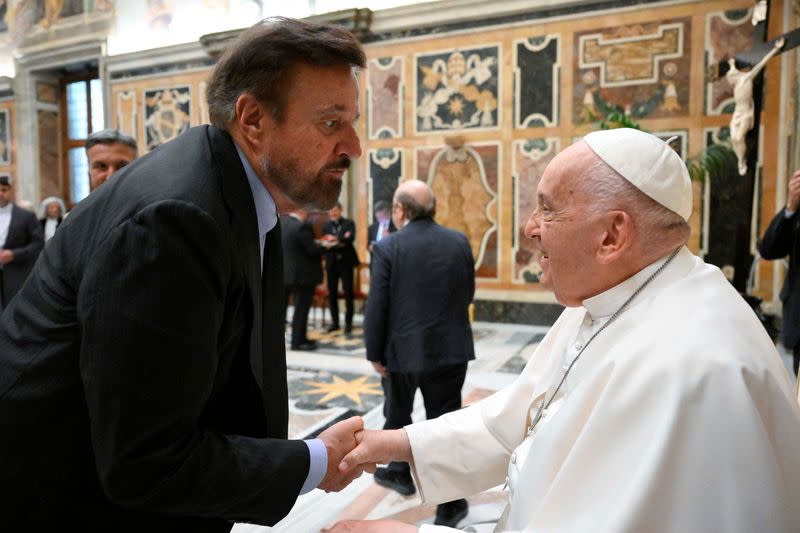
[338,429,412,475]
[787,169,800,212]
[371,361,388,378]
[322,519,419,533]
[318,416,366,492]
[0,249,13,264]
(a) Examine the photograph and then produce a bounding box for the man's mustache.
[324,157,351,172]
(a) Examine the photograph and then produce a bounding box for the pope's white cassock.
[406,246,800,532]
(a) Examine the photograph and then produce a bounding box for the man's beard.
[261,154,350,211]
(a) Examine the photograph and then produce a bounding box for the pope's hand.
[338,429,412,475]
[322,519,419,532]
[318,416,367,492]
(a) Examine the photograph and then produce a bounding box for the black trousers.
[326,264,354,328]
[287,284,315,346]
[382,362,468,474]
[793,342,800,376]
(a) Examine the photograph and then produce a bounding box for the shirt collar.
[582,250,677,321]
[0,203,12,214]
[234,142,277,240]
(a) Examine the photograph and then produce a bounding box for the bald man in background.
[364,180,475,528]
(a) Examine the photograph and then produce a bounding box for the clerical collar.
[582,248,683,321]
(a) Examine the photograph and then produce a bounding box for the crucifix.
[708,0,799,293]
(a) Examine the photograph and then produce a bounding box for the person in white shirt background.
[0,174,43,310]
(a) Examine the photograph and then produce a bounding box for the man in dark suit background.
[282,209,325,351]
[760,168,800,375]
[0,17,368,531]
[0,175,43,310]
[367,199,396,254]
[364,180,475,528]
[322,201,359,333]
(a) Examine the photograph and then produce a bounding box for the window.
[61,73,103,206]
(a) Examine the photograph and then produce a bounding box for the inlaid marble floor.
[232,310,549,533]
[233,310,796,533]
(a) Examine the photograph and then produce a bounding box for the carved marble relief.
[115,90,138,141]
[0,109,10,165]
[417,143,499,279]
[415,45,500,133]
[705,9,755,115]
[512,138,559,284]
[367,57,403,139]
[368,149,403,223]
[514,35,560,128]
[144,86,191,152]
[574,18,690,124]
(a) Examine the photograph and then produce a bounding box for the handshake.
[316,417,412,493]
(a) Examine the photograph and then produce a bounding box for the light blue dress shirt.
[235,143,328,495]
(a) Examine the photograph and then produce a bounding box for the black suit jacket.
[364,217,476,374]
[322,217,359,269]
[281,214,324,287]
[367,219,396,248]
[759,208,800,348]
[0,126,308,532]
[2,204,43,305]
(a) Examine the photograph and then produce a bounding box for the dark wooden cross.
[707,1,799,294]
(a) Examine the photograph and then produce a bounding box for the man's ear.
[234,93,270,149]
[596,210,632,265]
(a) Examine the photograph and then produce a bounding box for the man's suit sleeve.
[462,234,475,302]
[298,224,324,257]
[364,240,391,363]
[77,200,308,525]
[10,210,44,263]
[340,220,356,245]
[759,208,796,260]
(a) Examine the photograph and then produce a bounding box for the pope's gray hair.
[582,156,690,247]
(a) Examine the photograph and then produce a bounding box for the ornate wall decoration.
[367,56,404,139]
[415,45,500,133]
[705,8,755,115]
[417,142,499,279]
[37,109,60,199]
[367,148,403,224]
[514,35,560,128]
[144,86,191,152]
[115,90,137,140]
[574,18,690,124]
[0,109,10,165]
[512,138,559,283]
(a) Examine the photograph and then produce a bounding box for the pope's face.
[524,142,601,307]
[258,63,362,211]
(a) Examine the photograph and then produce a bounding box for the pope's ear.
[596,210,632,264]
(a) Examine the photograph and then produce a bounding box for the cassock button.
[510,452,517,464]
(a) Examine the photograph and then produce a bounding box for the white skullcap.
[583,128,693,221]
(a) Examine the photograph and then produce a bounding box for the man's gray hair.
[85,128,138,152]
[395,190,436,221]
[582,157,690,246]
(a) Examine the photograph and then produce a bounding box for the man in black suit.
[282,210,325,351]
[364,180,475,528]
[0,18,368,531]
[0,175,43,309]
[367,200,396,253]
[760,168,800,375]
[322,201,359,333]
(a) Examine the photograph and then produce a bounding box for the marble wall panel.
[143,85,191,152]
[417,142,499,279]
[368,148,403,224]
[574,18,690,124]
[198,81,210,125]
[367,56,404,139]
[514,35,560,128]
[37,109,60,200]
[705,8,754,115]
[0,109,9,164]
[115,90,137,139]
[415,45,500,133]
[512,138,559,283]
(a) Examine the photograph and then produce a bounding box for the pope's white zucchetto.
[583,128,693,221]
